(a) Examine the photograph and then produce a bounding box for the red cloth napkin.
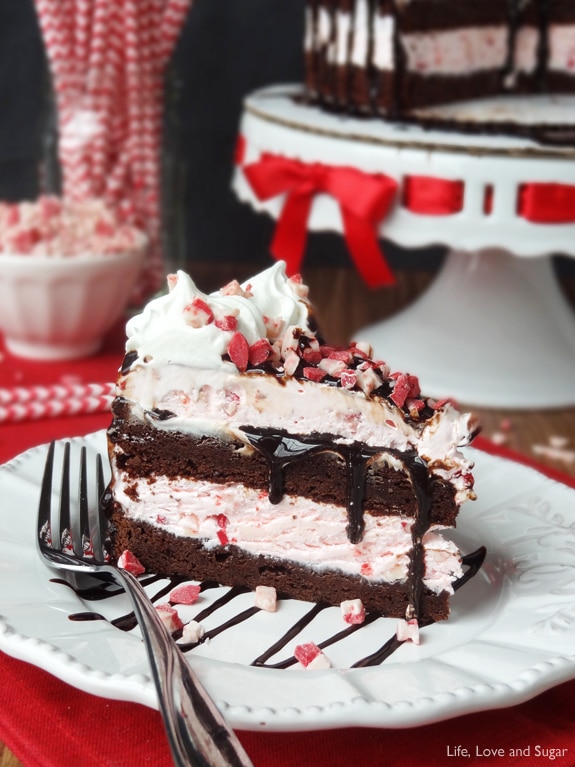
[1,651,574,767]
[1,330,574,767]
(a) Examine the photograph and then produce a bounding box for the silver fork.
[37,440,254,767]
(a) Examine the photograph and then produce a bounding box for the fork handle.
[108,567,254,767]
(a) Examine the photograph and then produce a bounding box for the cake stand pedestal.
[364,249,575,408]
[233,85,575,408]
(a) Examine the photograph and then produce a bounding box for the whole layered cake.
[304,0,575,117]
[107,262,478,623]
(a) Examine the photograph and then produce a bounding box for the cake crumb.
[255,585,278,612]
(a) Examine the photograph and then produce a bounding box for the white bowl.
[0,248,146,360]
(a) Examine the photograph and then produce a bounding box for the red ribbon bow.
[239,139,575,288]
[243,153,398,287]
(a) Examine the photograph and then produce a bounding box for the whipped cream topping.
[125,261,310,370]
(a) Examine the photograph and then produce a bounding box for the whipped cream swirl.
[125,261,310,370]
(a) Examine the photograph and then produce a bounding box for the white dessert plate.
[0,431,574,732]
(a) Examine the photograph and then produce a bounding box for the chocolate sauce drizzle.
[62,548,486,669]
[240,427,430,621]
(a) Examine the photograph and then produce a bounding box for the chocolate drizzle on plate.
[62,547,486,669]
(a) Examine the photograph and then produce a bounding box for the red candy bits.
[390,373,420,408]
[294,642,331,669]
[227,332,249,371]
[155,603,184,633]
[169,583,201,606]
[117,549,145,576]
[248,338,273,366]
[340,599,366,625]
[215,315,239,332]
[183,298,214,328]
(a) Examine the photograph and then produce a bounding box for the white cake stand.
[233,85,575,408]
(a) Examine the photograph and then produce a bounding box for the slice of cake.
[303,0,575,118]
[107,262,478,623]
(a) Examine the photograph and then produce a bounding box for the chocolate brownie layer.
[398,0,508,32]
[108,398,459,525]
[109,506,450,621]
[398,71,504,112]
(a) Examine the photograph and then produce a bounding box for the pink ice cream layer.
[111,471,463,595]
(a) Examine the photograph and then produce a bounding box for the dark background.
[0,0,572,279]
[0,0,445,276]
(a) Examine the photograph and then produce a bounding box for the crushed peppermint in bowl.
[0,196,146,257]
[0,196,147,360]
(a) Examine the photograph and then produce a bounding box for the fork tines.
[39,440,108,562]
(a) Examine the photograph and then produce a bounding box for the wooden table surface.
[1,263,574,767]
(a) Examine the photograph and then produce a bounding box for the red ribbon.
[240,141,575,287]
[519,183,575,223]
[243,152,398,287]
[404,177,575,223]
[403,176,464,215]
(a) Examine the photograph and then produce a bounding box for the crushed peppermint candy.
[227,332,249,372]
[294,642,332,669]
[155,603,184,633]
[396,618,420,644]
[340,599,366,625]
[169,583,201,606]
[117,549,146,575]
[220,279,250,298]
[255,585,278,612]
[390,373,420,408]
[183,298,214,328]
[0,196,146,256]
[248,338,273,366]
[168,267,465,423]
[182,620,205,643]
